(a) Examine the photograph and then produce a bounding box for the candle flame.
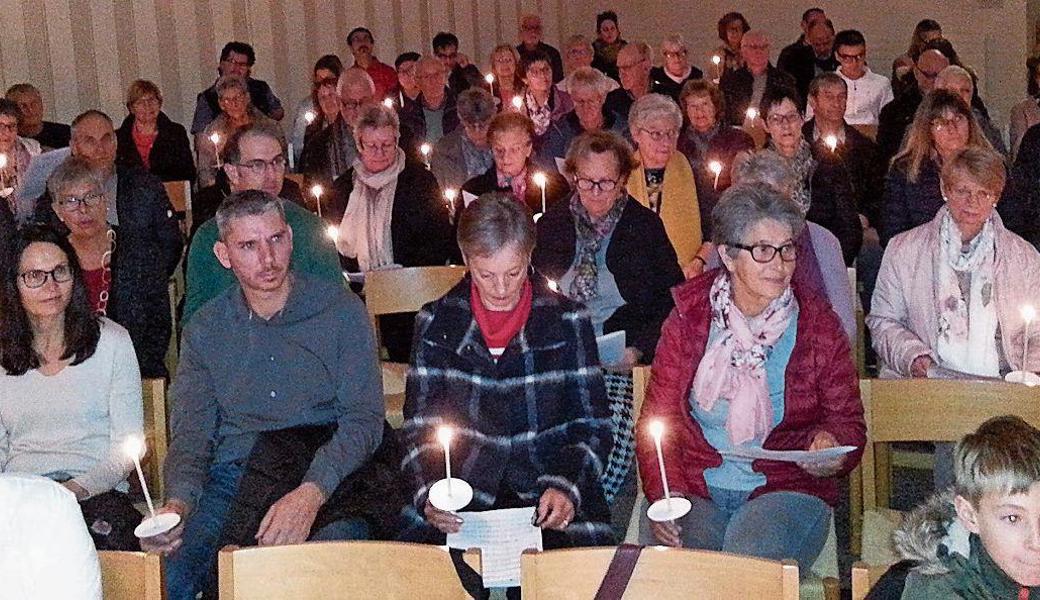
[745,107,758,121]
[824,135,838,152]
[547,279,559,292]
[123,435,145,460]
[649,420,665,442]
[303,110,316,124]
[437,426,454,447]
[444,188,458,201]
[485,73,495,85]
[532,171,547,188]
[511,96,523,110]
[420,142,432,156]
[209,132,221,145]
[708,160,723,176]
[326,225,338,241]
[382,97,394,108]
[310,184,323,198]
[1023,305,1037,323]
[712,55,722,66]
[0,153,7,169]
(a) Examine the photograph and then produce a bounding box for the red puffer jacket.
[636,269,865,507]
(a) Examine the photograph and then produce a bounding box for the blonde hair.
[891,89,991,182]
[125,79,162,109]
[955,416,1040,507]
[941,147,1006,198]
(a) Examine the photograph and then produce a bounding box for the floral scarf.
[525,90,553,137]
[568,193,627,304]
[762,140,816,214]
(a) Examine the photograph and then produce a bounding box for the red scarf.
[470,278,532,357]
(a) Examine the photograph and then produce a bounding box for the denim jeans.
[164,461,369,600]
[638,488,832,571]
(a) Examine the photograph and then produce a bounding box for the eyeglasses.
[946,186,998,205]
[836,51,865,62]
[0,121,18,133]
[360,141,397,155]
[767,113,803,127]
[19,264,72,289]
[932,114,968,131]
[575,177,619,193]
[237,155,287,175]
[638,127,678,142]
[730,242,798,263]
[314,76,338,89]
[434,51,458,60]
[663,49,688,59]
[56,192,105,211]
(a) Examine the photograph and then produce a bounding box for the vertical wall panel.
[0,0,31,90]
[90,0,124,118]
[42,0,80,117]
[131,0,163,90]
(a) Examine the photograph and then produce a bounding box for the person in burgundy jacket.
[635,183,865,571]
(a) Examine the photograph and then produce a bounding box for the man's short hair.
[955,416,1040,507]
[432,32,459,52]
[336,67,377,98]
[597,11,619,30]
[834,29,866,50]
[215,189,286,241]
[395,52,420,70]
[47,155,104,202]
[801,8,825,23]
[5,83,40,99]
[220,41,256,66]
[70,110,113,133]
[808,72,847,98]
[347,27,373,46]
[222,122,284,165]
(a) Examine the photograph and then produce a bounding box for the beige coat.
[868,210,1040,378]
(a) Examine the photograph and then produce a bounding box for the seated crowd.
[3,6,1040,600]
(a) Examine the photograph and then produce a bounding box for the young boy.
[871,415,1040,599]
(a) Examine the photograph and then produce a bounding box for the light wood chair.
[218,541,480,599]
[162,180,191,233]
[851,561,890,600]
[99,551,164,600]
[142,378,168,500]
[520,546,799,599]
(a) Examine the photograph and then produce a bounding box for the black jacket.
[801,149,864,266]
[677,125,756,240]
[116,112,196,183]
[0,198,14,267]
[649,66,705,102]
[876,86,922,164]
[777,41,838,106]
[330,160,454,271]
[398,89,460,153]
[28,121,71,150]
[719,64,797,126]
[802,120,886,227]
[532,196,683,361]
[190,176,306,237]
[449,64,484,93]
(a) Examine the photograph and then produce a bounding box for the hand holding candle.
[745,107,759,123]
[428,425,473,511]
[209,132,223,167]
[124,435,182,538]
[646,419,692,523]
[711,54,722,82]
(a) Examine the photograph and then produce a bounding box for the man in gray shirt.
[140,189,383,600]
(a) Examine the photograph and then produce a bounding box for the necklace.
[97,229,116,316]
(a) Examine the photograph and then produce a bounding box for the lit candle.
[209,132,223,167]
[485,72,495,89]
[310,184,324,220]
[824,134,839,153]
[511,95,524,111]
[287,142,295,171]
[708,160,723,190]
[547,279,559,293]
[438,426,455,495]
[532,171,548,214]
[711,54,722,82]
[0,153,8,169]
[443,187,458,214]
[649,420,674,505]
[745,107,759,123]
[1023,305,1036,370]
[326,224,338,241]
[304,110,316,125]
[382,97,394,108]
[123,436,157,518]
[399,89,405,107]
[419,142,432,168]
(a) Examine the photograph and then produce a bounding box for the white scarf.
[934,208,999,376]
[336,149,406,270]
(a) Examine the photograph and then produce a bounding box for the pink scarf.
[692,273,797,445]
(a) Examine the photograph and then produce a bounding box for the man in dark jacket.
[190,41,284,135]
[778,19,838,107]
[432,31,483,93]
[876,49,949,162]
[720,30,797,126]
[399,56,459,148]
[518,14,565,84]
[604,42,653,122]
[5,83,71,149]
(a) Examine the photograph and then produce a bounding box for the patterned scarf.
[326,117,358,181]
[763,140,816,213]
[497,168,528,205]
[525,90,553,137]
[568,193,627,304]
[691,273,797,445]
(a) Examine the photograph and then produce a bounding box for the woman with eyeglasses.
[518,50,574,143]
[197,76,285,188]
[330,103,453,361]
[635,183,864,566]
[115,80,195,183]
[44,156,173,379]
[0,225,144,551]
[627,93,708,279]
[288,55,343,172]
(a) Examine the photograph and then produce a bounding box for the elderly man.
[432,32,482,93]
[876,48,950,162]
[935,65,1007,155]
[347,27,398,100]
[4,83,71,149]
[540,67,628,165]
[185,124,342,323]
[605,42,653,122]
[558,35,618,94]
[400,56,459,148]
[719,30,797,126]
[431,88,495,190]
[649,35,704,101]
[778,17,837,104]
[143,188,383,600]
[190,41,284,135]
[299,68,376,187]
[517,14,565,84]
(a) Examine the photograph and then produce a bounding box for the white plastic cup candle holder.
[123,435,182,538]
[646,420,692,522]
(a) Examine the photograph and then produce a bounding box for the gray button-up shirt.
[165,274,383,509]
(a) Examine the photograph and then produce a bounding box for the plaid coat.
[400,274,615,546]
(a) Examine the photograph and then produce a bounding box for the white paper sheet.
[718,445,858,464]
[463,191,479,207]
[554,157,566,173]
[12,147,70,220]
[446,507,543,588]
[926,364,1001,381]
[596,330,626,366]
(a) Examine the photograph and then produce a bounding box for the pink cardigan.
[867,211,1040,378]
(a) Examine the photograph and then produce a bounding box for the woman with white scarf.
[330,103,453,360]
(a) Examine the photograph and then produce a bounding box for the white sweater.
[806,67,893,126]
[0,318,143,497]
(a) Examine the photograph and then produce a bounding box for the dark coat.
[460,164,570,217]
[777,41,838,106]
[538,109,629,164]
[399,274,614,546]
[876,86,922,164]
[719,65,798,126]
[677,125,756,240]
[398,89,460,147]
[116,112,196,183]
[532,196,683,361]
[649,66,705,101]
[636,269,865,507]
[330,161,454,271]
[804,148,864,265]
[28,121,71,150]
[802,120,886,227]
[190,176,305,237]
[449,64,484,93]
[0,198,15,267]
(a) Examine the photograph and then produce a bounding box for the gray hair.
[621,41,652,63]
[457,88,497,126]
[336,67,376,97]
[955,415,1040,507]
[661,34,687,51]
[215,189,286,241]
[935,65,974,90]
[628,93,682,133]
[457,192,536,259]
[731,151,800,201]
[47,156,104,203]
[568,66,614,96]
[712,184,806,255]
[215,76,249,99]
[565,34,594,53]
[355,103,400,138]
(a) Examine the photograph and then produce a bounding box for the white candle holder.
[646,420,691,523]
[124,436,181,538]
[429,426,473,512]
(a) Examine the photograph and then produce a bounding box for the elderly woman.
[716,12,751,75]
[289,54,343,169]
[0,98,41,195]
[540,67,626,163]
[592,11,625,81]
[678,80,755,244]
[0,226,144,551]
[489,44,524,110]
[461,112,569,217]
[400,193,615,567]
[757,88,862,265]
[115,80,195,182]
[636,183,865,568]
[650,35,704,101]
[198,76,285,188]
[331,103,453,361]
[300,68,375,189]
[560,35,620,95]
[518,49,574,142]
[431,88,496,191]
[627,93,707,278]
[46,156,173,379]
[935,66,1007,156]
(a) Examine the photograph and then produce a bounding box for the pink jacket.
[867,211,1040,378]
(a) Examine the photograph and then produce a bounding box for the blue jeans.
[639,488,831,570]
[164,462,369,600]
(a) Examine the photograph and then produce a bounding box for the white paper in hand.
[596,330,626,366]
[719,445,858,464]
[446,507,543,588]
[12,148,71,220]
[463,191,479,207]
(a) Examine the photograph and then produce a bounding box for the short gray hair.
[565,34,593,53]
[355,103,400,138]
[935,65,974,90]
[731,151,800,201]
[336,67,376,98]
[712,184,805,255]
[47,156,104,202]
[457,192,536,258]
[568,66,614,96]
[661,34,687,51]
[215,76,249,99]
[457,88,497,126]
[628,93,682,133]
[215,189,286,241]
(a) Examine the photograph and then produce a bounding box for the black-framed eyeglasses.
[19,264,72,288]
[56,192,105,211]
[237,155,287,175]
[730,242,798,263]
[575,177,619,193]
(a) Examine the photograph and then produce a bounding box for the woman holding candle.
[489,44,525,111]
[0,226,144,551]
[290,55,343,171]
[400,192,615,556]
[115,80,195,183]
[197,76,285,189]
[636,183,864,568]
[0,99,41,195]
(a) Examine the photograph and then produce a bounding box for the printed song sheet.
[446,507,543,587]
